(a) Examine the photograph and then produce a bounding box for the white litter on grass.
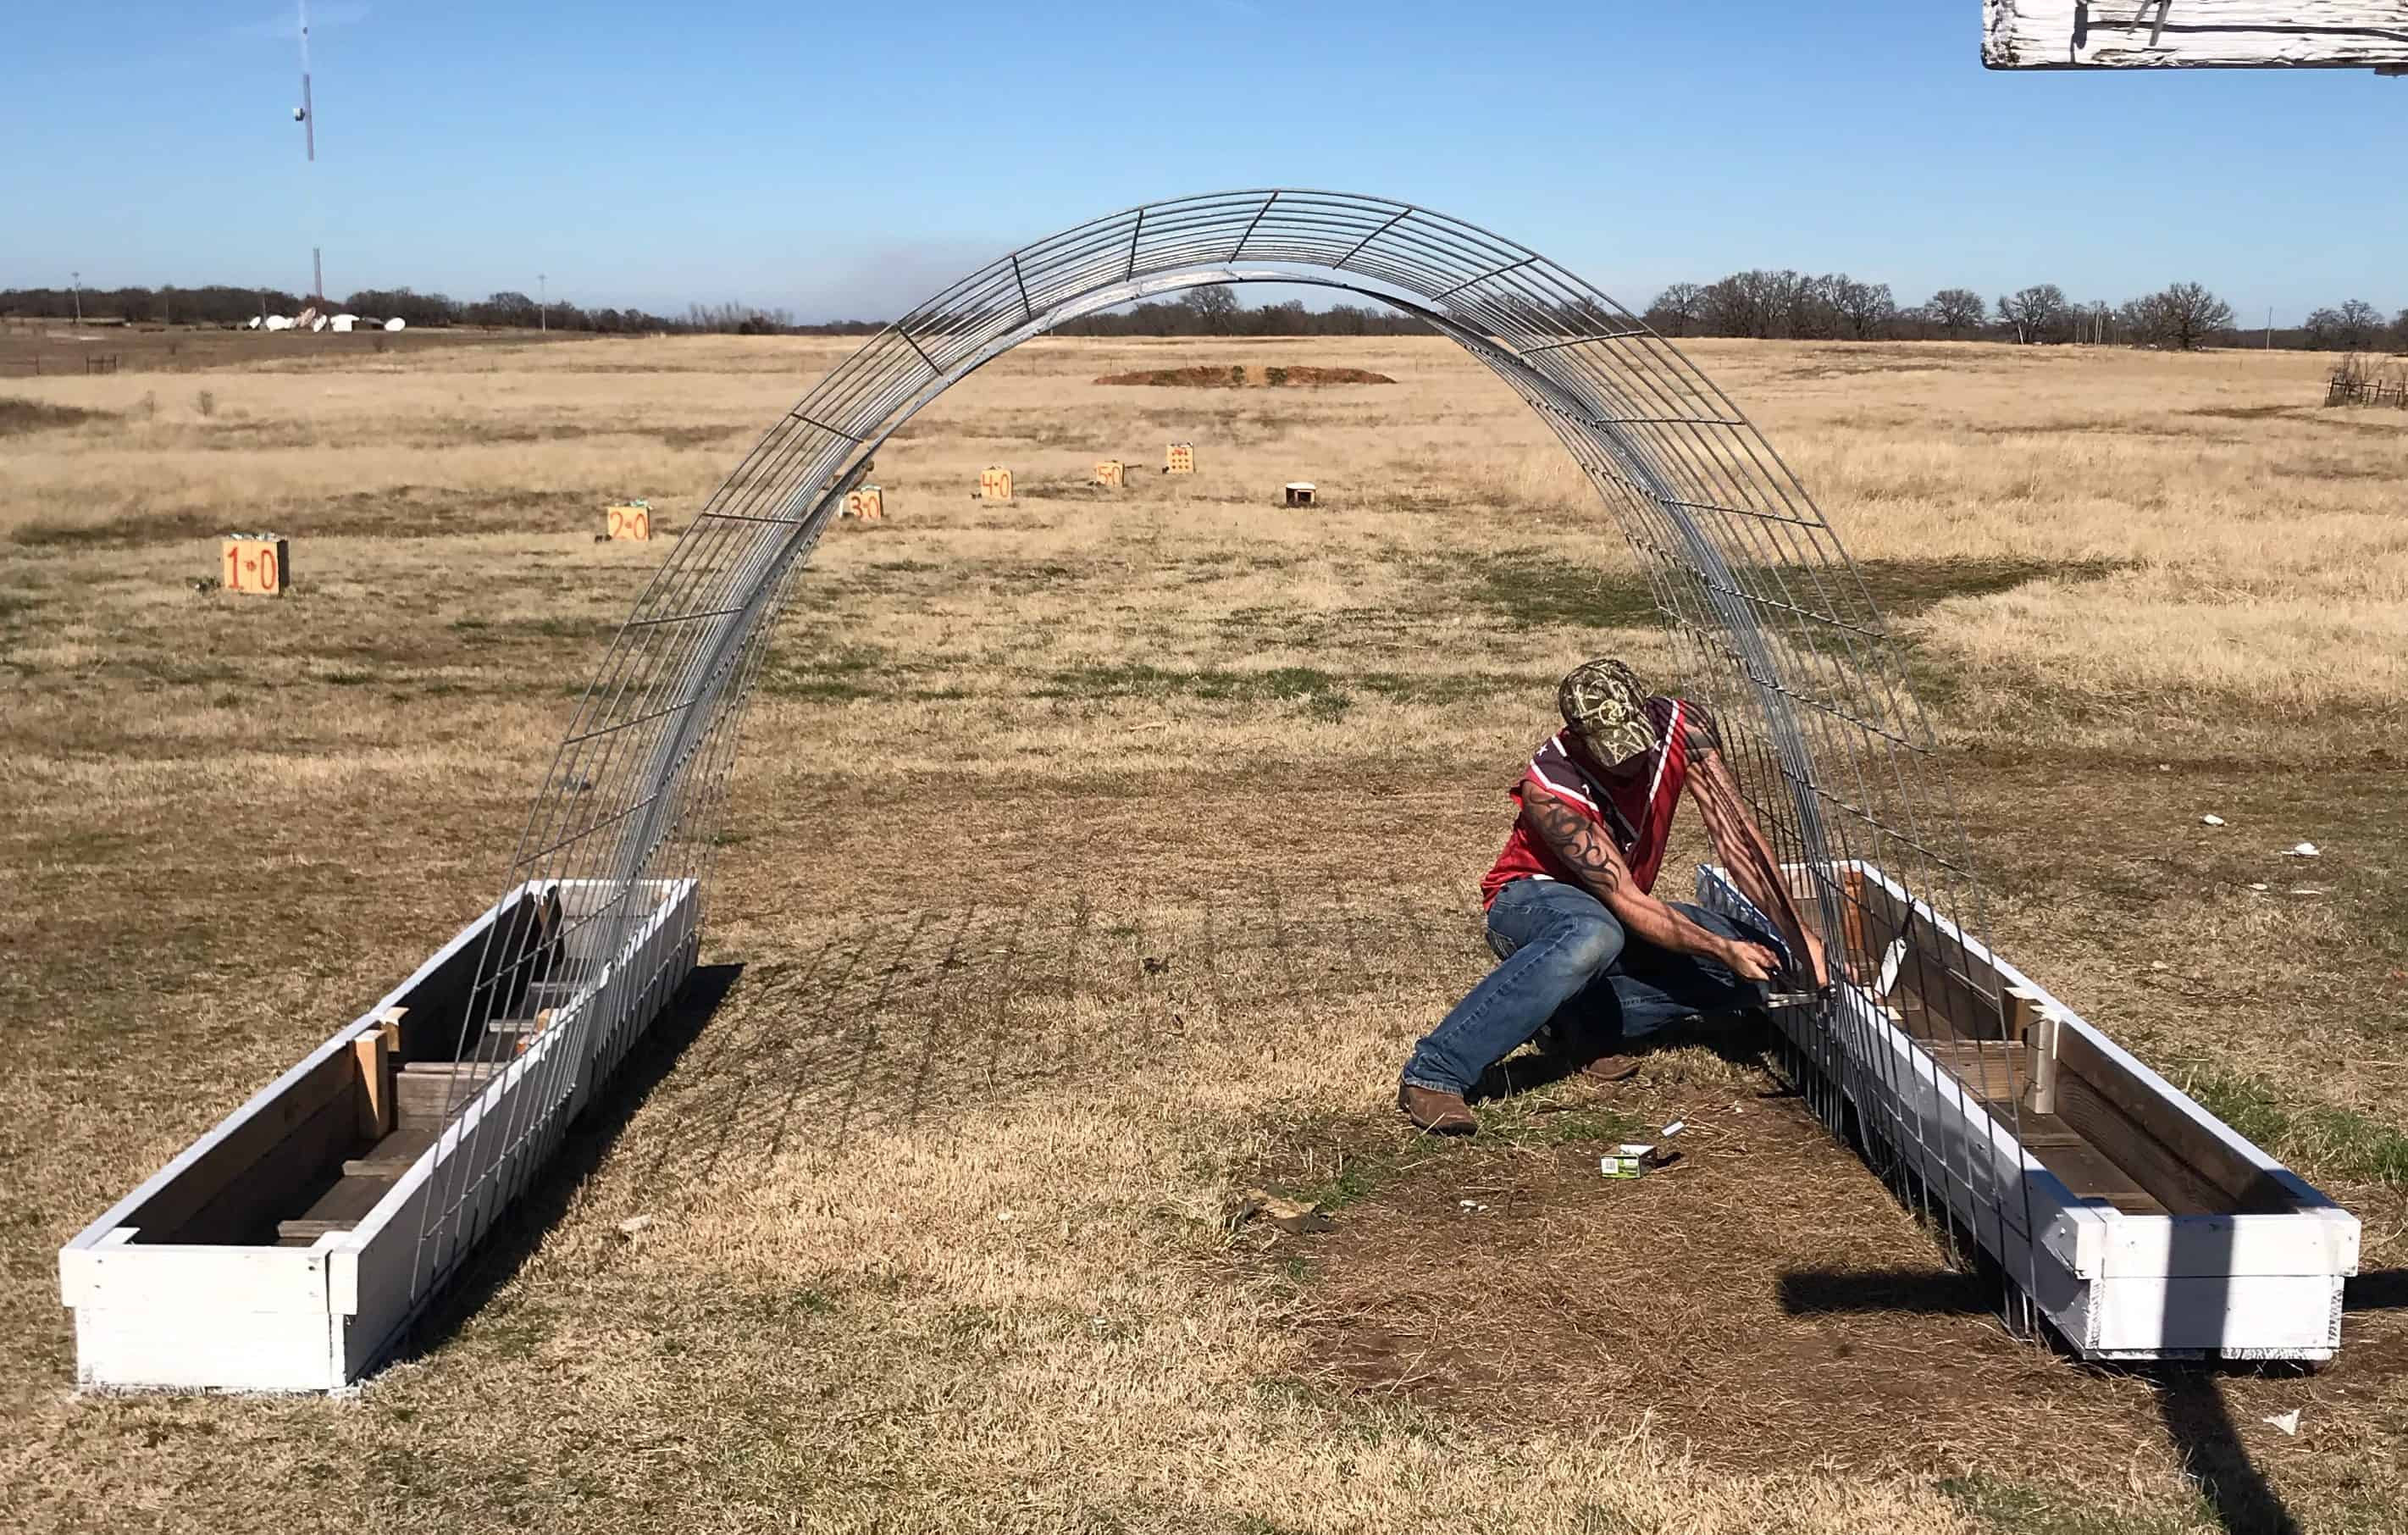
[2201,814,2227,827]
[2263,1410,2301,1436]
[1457,1199,1488,1212]
[2151,961,2170,971]
[1661,1121,1686,1138]
[616,1215,653,1239]
[2250,883,2270,893]
[997,1210,1016,1222]
[2290,888,2324,897]
[2284,842,2320,856]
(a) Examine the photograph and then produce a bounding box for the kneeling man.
[1399,659,1824,1133]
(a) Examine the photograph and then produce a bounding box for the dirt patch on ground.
[1094,363,1396,388]
[1237,1053,2408,1493]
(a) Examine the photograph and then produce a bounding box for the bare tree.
[2119,282,2234,351]
[1702,269,1801,339]
[1833,277,1896,340]
[1996,284,2068,344]
[2156,281,2234,351]
[1787,274,1843,340]
[2336,298,2383,350]
[1928,287,1986,339]
[2304,307,2344,349]
[1183,285,1240,335]
[1646,281,1705,336]
[2394,308,2408,352]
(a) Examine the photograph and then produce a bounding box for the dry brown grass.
[3,334,2405,1533]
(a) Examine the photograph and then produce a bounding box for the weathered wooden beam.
[1985,1,2408,69]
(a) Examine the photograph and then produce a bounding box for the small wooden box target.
[1092,459,1125,488]
[978,466,1013,502]
[605,502,652,540]
[1284,482,1316,507]
[220,535,289,596]
[1165,442,1195,475]
[843,485,885,520]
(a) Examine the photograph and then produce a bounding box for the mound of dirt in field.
[1093,364,1395,388]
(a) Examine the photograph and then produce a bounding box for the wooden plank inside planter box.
[1697,860,2358,1360]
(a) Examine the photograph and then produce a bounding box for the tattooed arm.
[1521,788,1780,982]
[1686,745,1830,986]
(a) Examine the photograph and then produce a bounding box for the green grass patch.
[1476,1100,1640,1149]
[757,641,902,701]
[2185,1069,2408,1189]
[1038,662,1354,721]
[1451,551,1662,630]
[2186,1070,2291,1150]
[1939,1472,2206,1535]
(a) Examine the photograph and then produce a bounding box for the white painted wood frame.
[1696,862,2358,1360]
[1984,1,2408,70]
[59,878,700,1393]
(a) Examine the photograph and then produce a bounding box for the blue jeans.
[1401,877,1772,1096]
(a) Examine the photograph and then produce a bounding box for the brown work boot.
[1567,1052,1642,1085]
[1397,1083,1477,1135]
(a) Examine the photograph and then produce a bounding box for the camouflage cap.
[1557,658,1656,766]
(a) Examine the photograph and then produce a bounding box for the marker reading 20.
[605,502,652,540]
[219,535,290,596]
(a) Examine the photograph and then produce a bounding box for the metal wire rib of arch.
[408,190,2034,1324]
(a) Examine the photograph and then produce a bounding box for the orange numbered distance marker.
[977,466,1013,502]
[605,502,652,540]
[220,535,289,596]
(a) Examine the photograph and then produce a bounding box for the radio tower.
[296,0,323,302]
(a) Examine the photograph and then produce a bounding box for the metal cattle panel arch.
[408,190,2027,1316]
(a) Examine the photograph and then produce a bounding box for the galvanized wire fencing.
[407,189,2039,1327]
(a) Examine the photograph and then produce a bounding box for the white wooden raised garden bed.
[58,878,699,1392]
[1697,861,2357,1360]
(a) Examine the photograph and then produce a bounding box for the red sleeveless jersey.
[1479,697,1699,908]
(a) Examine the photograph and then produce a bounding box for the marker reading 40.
[220,536,289,596]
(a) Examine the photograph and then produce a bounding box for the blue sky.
[4,1,2400,322]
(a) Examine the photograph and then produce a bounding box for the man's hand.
[1719,939,1780,984]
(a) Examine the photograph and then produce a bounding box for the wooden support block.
[342,1127,435,1179]
[485,1009,553,1056]
[219,535,289,596]
[1092,459,1124,488]
[2008,987,2059,1116]
[1840,868,1868,978]
[977,466,1013,502]
[352,1029,393,1140]
[604,502,652,540]
[1165,442,1194,474]
[1924,1039,2031,1104]
[842,485,884,520]
[395,1061,505,1130]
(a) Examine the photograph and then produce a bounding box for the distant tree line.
[1054,285,1431,338]
[0,284,884,336]
[1645,271,2407,352]
[8,274,2402,352]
